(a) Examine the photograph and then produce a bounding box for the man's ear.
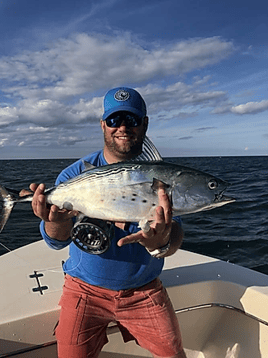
[143,116,149,133]
[100,119,105,133]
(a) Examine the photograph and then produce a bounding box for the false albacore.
[0,159,235,234]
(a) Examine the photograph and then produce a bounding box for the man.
[30,87,187,358]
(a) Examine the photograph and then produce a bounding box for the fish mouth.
[214,192,236,204]
[212,176,236,204]
[214,191,223,202]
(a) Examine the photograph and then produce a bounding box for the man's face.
[101,112,148,163]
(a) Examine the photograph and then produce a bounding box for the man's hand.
[21,183,77,241]
[117,188,173,251]
[29,183,77,223]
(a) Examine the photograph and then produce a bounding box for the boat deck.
[1,240,268,357]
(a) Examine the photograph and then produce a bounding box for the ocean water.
[0,156,267,274]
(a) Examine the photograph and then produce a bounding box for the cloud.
[0,138,8,147]
[195,127,217,132]
[0,97,103,128]
[179,136,193,140]
[140,82,227,115]
[0,33,233,130]
[0,34,234,102]
[0,32,235,155]
[212,98,268,116]
[231,100,268,115]
[0,121,98,152]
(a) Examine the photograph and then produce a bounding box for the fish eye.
[208,179,218,190]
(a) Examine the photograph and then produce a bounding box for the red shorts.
[56,275,184,358]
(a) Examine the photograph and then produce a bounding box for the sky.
[0,0,268,159]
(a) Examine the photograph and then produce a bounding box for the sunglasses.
[105,113,144,128]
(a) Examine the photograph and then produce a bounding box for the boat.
[1,239,268,358]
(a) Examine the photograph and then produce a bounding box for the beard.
[103,129,144,161]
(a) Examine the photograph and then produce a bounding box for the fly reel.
[71,217,114,255]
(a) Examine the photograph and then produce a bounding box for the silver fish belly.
[46,164,160,222]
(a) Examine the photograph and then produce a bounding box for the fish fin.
[132,136,163,162]
[151,178,170,191]
[82,160,96,172]
[151,178,173,205]
[0,185,16,234]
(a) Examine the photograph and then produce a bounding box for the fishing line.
[0,237,81,274]
[0,241,12,253]
[47,246,83,274]
[0,239,41,267]
[0,239,83,275]
[0,240,34,268]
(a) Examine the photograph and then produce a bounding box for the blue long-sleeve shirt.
[40,150,181,290]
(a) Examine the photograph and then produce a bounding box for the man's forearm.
[45,219,73,241]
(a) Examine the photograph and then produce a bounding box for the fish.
[0,158,235,234]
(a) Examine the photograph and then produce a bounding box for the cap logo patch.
[114,90,130,101]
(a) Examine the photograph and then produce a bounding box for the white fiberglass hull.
[1,240,268,358]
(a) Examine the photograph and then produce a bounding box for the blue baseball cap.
[103,87,147,120]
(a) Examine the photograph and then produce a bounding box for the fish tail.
[0,185,17,234]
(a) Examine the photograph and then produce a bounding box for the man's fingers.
[48,205,60,222]
[156,189,172,225]
[30,183,48,220]
[19,189,32,197]
[117,232,143,247]
[35,194,49,220]
[20,182,40,197]
[153,206,168,236]
[35,183,46,195]
[29,183,40,192]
